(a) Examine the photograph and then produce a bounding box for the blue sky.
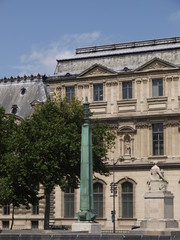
[0,0,180,78]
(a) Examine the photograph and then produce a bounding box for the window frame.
[152,123,164,156]
[65,86,75,101]
[2,221,9,229]
[93,83,103,101]
[122,81,132,99]
[152,78,163,97]
[121,181,133,218]
[32,203,39,215]
[31,220,39,229]
[64,186,75,218]
[3,204,10,215]
[93,182,103,218]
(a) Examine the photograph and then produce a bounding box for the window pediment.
[77,64,117,78]
[117,126,137,135]
[135,57,179,72]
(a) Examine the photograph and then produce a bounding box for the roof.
[0,75,48,119]
[58,37,180,61]
[54,37,180,76]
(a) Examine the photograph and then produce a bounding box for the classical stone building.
[1,37,180,231]
[0,75,48,230]
[47,37,180,231]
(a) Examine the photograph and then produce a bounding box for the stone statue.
[147,162,168,191]
[124,138,131,155]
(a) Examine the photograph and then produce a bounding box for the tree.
[0,108,40,229]
[17,98,115,229]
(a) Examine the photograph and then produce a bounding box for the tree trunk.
[10,204,15,230]
[44,189,51,229]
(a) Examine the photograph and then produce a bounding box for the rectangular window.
[152,123,164,155]
[152,79,163,97]
[122,182,133,218]
[2,221,9,229]
[32,203,39,215]
[3,204,10,215]
[64,187,74,218]
[31,220,39,229]
[94,84,103,101]
[93,183,103,218]
[122,81,132,99]
[66,86,75,101]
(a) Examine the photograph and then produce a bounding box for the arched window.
[64,186,74,218]
[121,182,133,218]
[93,182,103,218]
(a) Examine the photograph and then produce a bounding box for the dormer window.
[12,105,18,114]
[21,87,26,95]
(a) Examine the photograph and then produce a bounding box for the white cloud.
[170,10,180,21]
[14,32,101,76]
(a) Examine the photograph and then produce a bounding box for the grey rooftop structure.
[54,36,180,76]
[0,75,48,119]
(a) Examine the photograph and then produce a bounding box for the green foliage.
[0,98,116,229]
[20,98,115,191]
[0,107,40,229]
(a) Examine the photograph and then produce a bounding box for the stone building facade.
[47,37,180,231]
[0,75,48,230]
[1,37,180,231]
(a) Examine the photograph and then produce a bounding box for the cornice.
[109,162,180,171]
[46,68,180,84]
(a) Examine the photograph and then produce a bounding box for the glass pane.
[93,183,103,217]
[152,79,163,97]
[64,187,74,217]
[123,82,132,99]
[94,84,103,101]
[66,86,75,101]
[152,123,164,156]
[122,182,133,218]
[159,84,163,96]
[152,85,158,97]
[122,182,133,193]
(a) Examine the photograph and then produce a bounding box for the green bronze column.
[77,97,96,222]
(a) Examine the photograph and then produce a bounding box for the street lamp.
[110,158,120,233]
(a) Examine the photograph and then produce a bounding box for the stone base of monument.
[139,191,179,230]
[72,222,101,234]
[139,191,178,230]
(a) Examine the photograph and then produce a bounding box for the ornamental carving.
[106,81,112,87]
[147,62,167,70]
[135,122,151,129]
[88,68,108,76]
[83,84,89,89]
[109,124,118,130]
[78,85,83,89]
[164,120,180,128]
[106,81,118,87]
[173,76,179,81]
[56,87,61,91]
[117,126,137,135]
[112,81,118,86]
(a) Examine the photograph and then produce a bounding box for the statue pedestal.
[136,163,179,232]
[72,222,101,234]
[140,191,178,229]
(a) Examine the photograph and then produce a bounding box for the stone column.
[72,97,101,233]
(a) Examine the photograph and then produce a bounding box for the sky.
[0,0,180,78]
